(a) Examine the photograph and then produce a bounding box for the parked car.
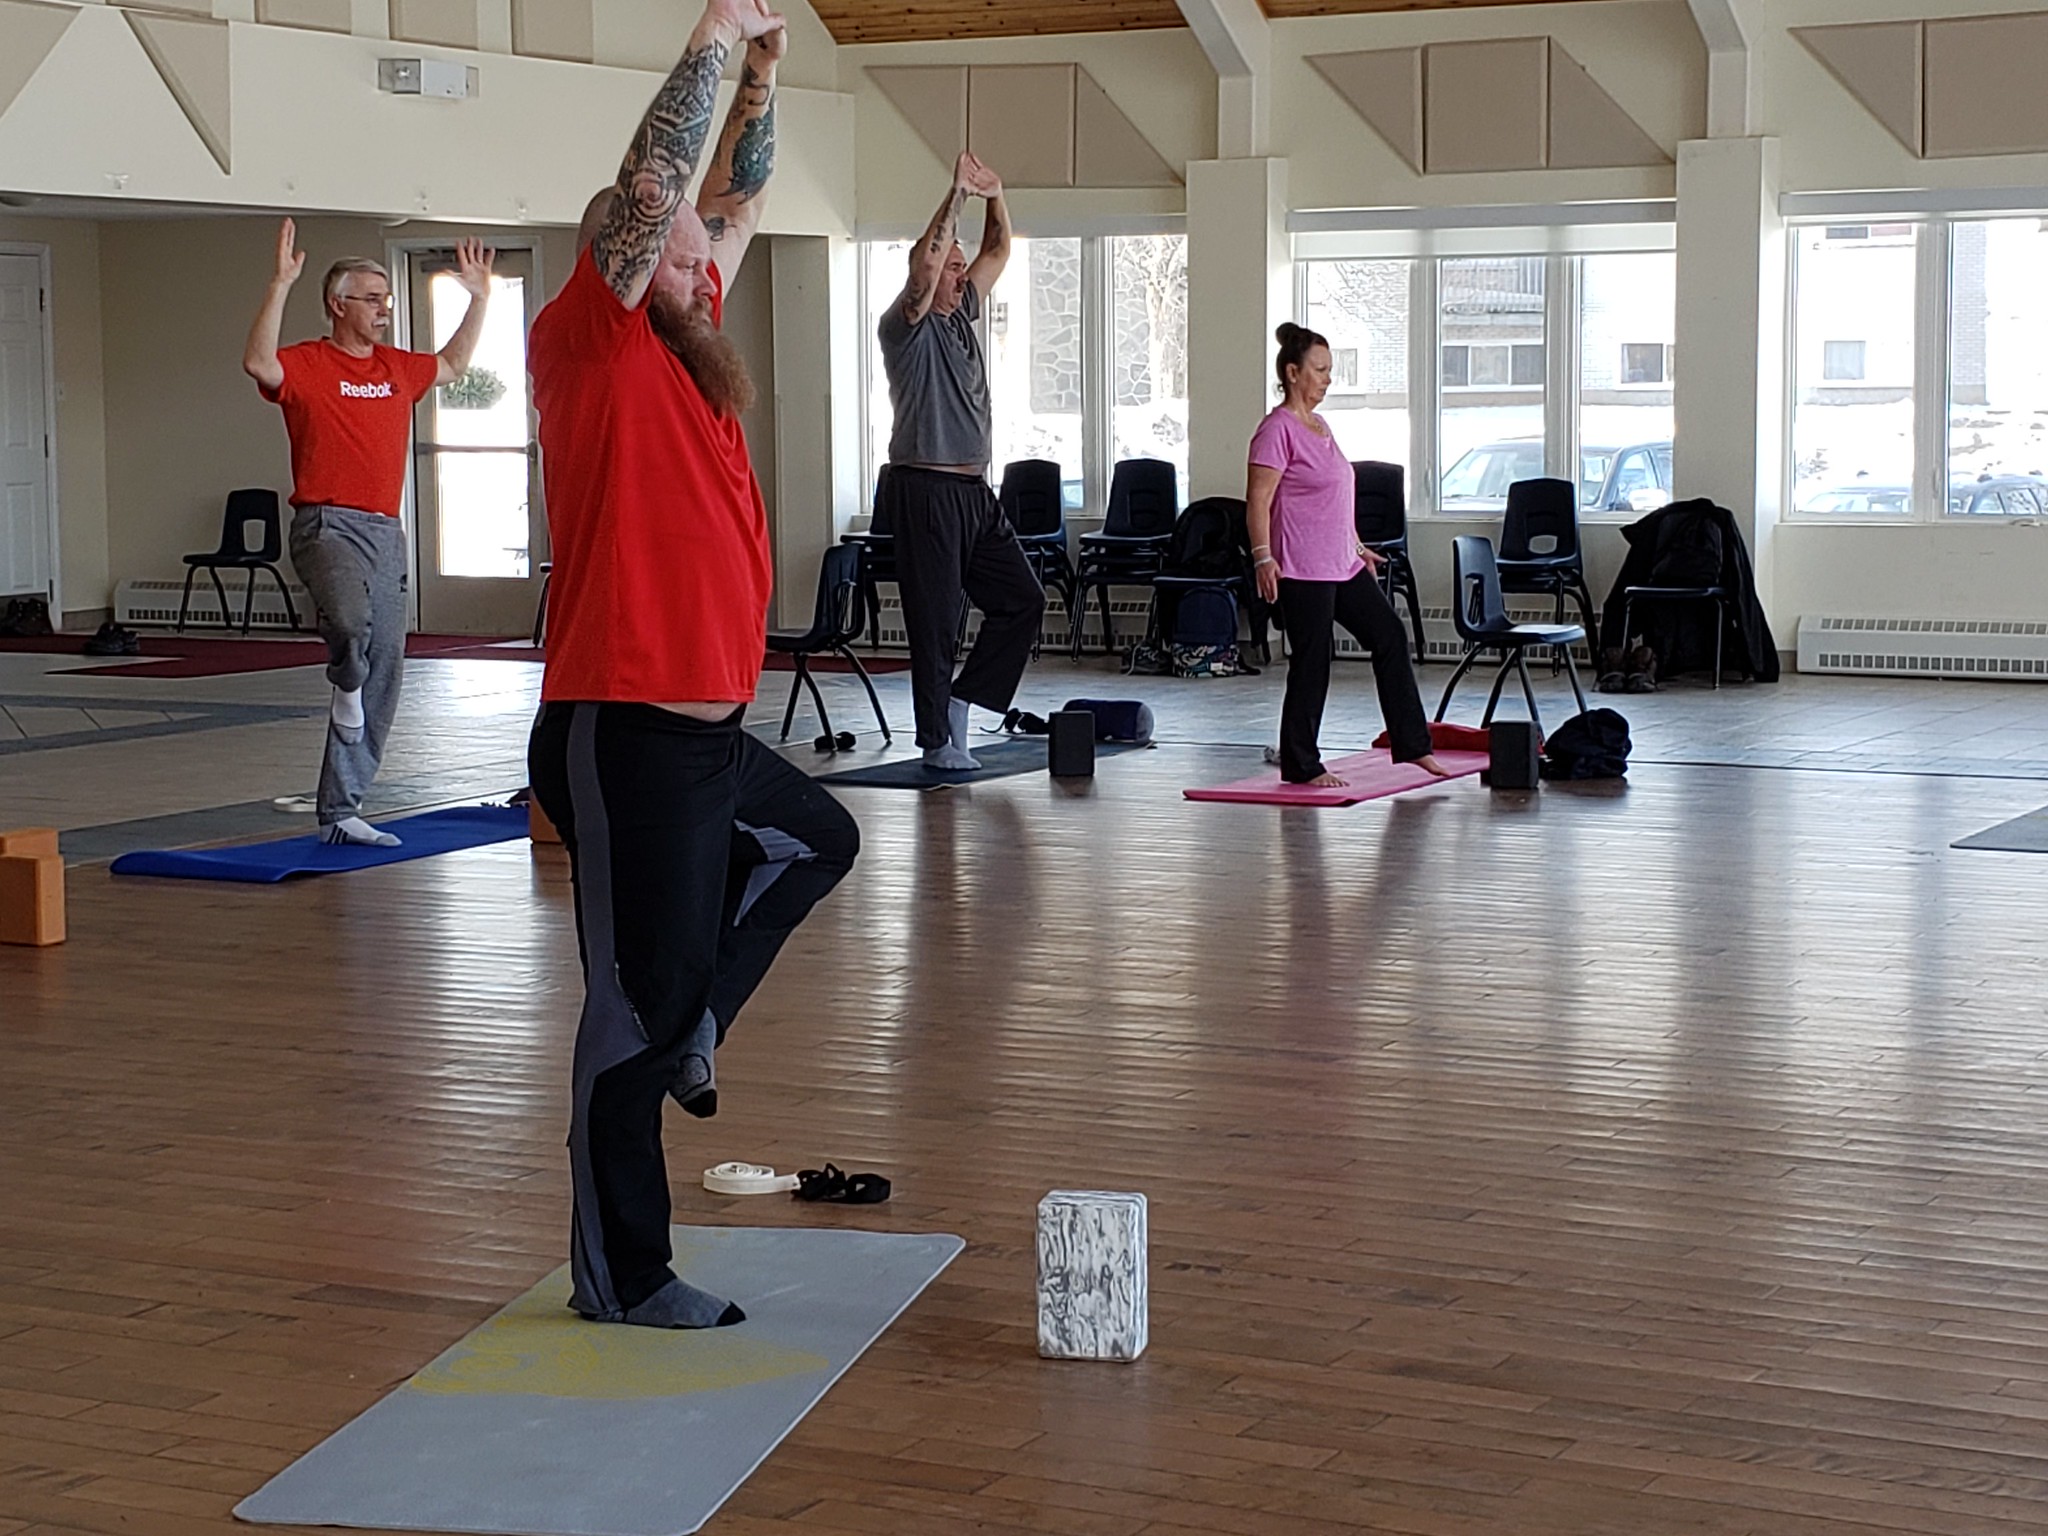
[1438,437,1674,514]
[1797,475,2048,516]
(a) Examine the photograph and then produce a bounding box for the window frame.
[1784,211,2048,526]
[1295,247,1675,522]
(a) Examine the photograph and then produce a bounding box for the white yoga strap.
[701,1161,800,1196]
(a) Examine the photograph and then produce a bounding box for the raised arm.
[434,238,496,387]
[698,26,783,283]
[961,154,1011,296]
[243,218,303,392]
[900,158,973,327]
[592,0,784,311]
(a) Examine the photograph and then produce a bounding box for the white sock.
[322,816,400,848]
[331,687,365,741]
[922,697,980,770]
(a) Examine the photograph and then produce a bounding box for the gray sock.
[666,1008,717,1119]
[947,695,972,750]
[620,1277,745,1329]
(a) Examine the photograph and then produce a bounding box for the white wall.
[0,5,853,234]
[846,30,1215,235]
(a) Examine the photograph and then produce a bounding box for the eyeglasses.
[340,293,395,310]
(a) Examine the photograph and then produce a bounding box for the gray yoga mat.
[812,735,1144,789]
[1953,806,2048,852]
[236,1225,964,1536]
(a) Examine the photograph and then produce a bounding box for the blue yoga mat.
[109,804,529,883]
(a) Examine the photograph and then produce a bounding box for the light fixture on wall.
[377,58,479,100]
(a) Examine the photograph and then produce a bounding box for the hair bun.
[1275,321,1303,346]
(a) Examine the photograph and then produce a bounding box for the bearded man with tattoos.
[526,0,859,1331]
[878,152,1046,772]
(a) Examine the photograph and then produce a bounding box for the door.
[0,254,52,601]
[407,247,544,635]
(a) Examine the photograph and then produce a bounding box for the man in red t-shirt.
[526,0,858,1331]
[243,221,494,846]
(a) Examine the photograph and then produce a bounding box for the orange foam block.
[529,799,561,845]
[0,851,64,946]
[0,827,58,858]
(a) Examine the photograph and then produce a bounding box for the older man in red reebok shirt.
[243,223,494,846]
[527,0,858,1331]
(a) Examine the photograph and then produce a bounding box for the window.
[1439,256,1546,512]
[1620,344,1668,384]
[1791,225,1916,515]
[1823,341,1867,381]
[1109,233,1190,502]
[1298,251,1676,518]
[985,236,1084,506]
[1302,258,1411,468]
[859,233,1190,520]
[1948,218,2048,517]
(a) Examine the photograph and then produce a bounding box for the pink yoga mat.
[1184,748,1490,806]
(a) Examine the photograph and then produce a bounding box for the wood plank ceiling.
[813,0,1627,46]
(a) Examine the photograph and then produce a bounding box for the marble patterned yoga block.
[1037,1189,1149,1361]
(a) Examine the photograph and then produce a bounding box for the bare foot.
[1413,753,1454,778]
[1307,771,1348,788]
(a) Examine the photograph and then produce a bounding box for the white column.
[1673,136,1783,630]
[769,233,861,630]
[1185,156,1289,503]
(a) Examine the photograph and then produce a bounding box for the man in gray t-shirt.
[876,151,1044,771]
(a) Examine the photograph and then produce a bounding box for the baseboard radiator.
[1797,615,2048,680]
[117,577,309,631]
[872,591,1589,663]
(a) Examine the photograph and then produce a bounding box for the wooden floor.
[10,686,2048,1534]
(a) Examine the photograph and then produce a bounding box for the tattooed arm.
[698,25,783,284]
[961,154,1011,296]
[900,155,975,328]
[592,0,783,310]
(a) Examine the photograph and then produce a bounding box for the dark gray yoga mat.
[812,734,1145,789]
[1954,806,2048,852]
[235,1225,964,1536]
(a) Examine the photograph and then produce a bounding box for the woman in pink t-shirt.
[1248,323,1446,787]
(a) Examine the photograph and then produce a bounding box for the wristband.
[1254,555,1277,570]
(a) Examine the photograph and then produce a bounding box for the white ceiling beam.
[1688,0,1758,138]
[1176,0,1271,158]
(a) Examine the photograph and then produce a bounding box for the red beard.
[647,290,756,418]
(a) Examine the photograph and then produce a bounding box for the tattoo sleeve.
[903,186,966,316]
[718,64,777,202]
[593,36,731,302]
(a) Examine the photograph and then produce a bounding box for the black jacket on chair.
[1599,499,1779,682]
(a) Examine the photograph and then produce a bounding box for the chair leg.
[779,664,803,742]
[206,567,234,633]
[862,578,882,649]
[1514,651,1546,738]
[239,571,258,636]
[1571,578,1599,649]
[532,572,550,647]
[800,663,834,741]
[1563,647,1589,714]
[265,565,302,632]
[1620,596,1634,656]
[176,567,198,633]
[1481,654,1516,728]
[1713,598,1724,689]
[1400,570,1426,665]
[837,645,893,743]
[1435,646,1483,720]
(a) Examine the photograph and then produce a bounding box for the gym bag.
[1539,708,1631,780]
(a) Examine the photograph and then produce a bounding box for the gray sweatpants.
[289,504,407,826]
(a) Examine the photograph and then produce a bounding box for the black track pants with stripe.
[530,702,860,1318]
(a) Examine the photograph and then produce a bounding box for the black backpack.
[1163,497,1249,580]
[1172,586,1238,649]
[1540,708,1631,780]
